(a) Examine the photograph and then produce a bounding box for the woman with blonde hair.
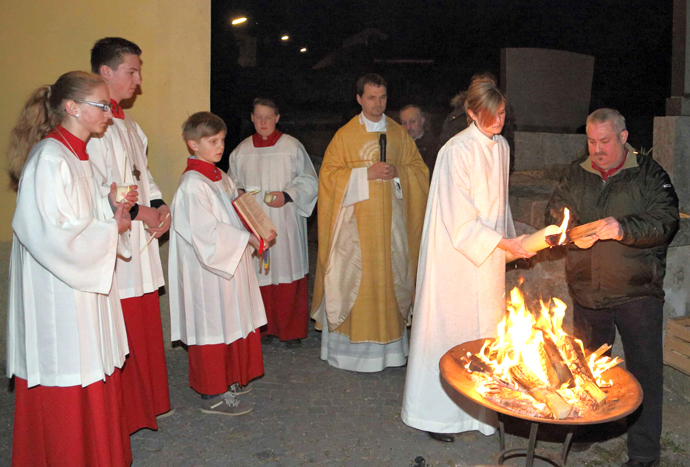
[7,71,137,466]
[402,79,533,442]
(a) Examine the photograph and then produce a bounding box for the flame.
[473,286,622,414]
[557,208,570,245]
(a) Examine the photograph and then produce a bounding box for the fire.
[557,208,570,245]
[465,287,622,419]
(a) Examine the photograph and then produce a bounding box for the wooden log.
[589,344,612,361]
[509,362,572,419]
[538,341,562,389]
[562,337,607,405]
[539,331,575,389]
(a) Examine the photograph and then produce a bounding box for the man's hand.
[266,191,286,208]
[368,162,398,180]
[596,217,623,241]
[574,235,598,249]
[114,202,131,234]
[498,235,536,259]
[151,205,171,237]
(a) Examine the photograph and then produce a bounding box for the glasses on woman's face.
[75,100,112,112]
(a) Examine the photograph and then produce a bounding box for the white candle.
[114,185,131,202]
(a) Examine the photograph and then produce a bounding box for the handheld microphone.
[379,134,387,163]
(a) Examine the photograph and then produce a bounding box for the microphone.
[379,134,387,163]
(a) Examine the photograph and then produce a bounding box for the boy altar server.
[86,37,172,433]
[170,112,275,415]
[228,98,318,348]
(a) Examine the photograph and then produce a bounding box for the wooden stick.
[561,337,607,405]
[140,213,170,254]
[589,344,612,361]
[510,362,572,419]
[539,331,574,389]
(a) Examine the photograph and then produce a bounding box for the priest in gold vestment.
[312,74,429,372]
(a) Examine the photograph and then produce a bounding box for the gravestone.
[501,48,594,133]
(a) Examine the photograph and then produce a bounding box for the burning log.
[539,332,574,389]
[561,337,607,405]
[589,344,612,361]
[509,362,572,419]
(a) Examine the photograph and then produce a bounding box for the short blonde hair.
[464,80,506,128]
[182,111,227,141]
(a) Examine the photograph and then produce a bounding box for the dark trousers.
[573,297,663,462]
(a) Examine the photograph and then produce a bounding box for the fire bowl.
[440,338,643,425]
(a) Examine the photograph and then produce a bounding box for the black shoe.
[285,339,302,349]
[621,459,660,467]
[569,441,594,453]
[261,335,275,344]
[426,431,454,442]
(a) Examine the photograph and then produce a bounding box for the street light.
[231,17,247,25]
[281,35,289,41]
[300,47,307,53]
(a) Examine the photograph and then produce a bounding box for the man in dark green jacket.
[546,108,679,467]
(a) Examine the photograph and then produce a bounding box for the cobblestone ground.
[2,230,690,466]
[2,330,690,466]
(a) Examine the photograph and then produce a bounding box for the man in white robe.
[86,37,172,432]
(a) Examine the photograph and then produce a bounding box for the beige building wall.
[0,0,211,241]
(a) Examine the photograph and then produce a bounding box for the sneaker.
[156,407,176,419]
[228,382,253,395]
[200,392,253,416]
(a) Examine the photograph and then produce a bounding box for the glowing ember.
[463,287,622,419]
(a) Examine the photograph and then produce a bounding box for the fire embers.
[462,288,622,420]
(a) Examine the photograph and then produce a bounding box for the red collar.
[591,149,628,182]
[46,126,89,161]
[252,130,283,148]
[183,158,222,181]
[110,99,125,120]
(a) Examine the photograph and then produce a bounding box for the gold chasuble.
[312,116,429,344]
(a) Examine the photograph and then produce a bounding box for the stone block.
[513,131,587,171]
[653,116,690,214]
[502,48,594,133]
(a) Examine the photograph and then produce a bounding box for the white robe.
[87,115,165,299]
[7,139,129,388]
[228,134,317,286]
[169,166,267,345]
[402,123,515,434]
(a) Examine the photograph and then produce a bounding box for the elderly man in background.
[400,104,438,177]
[546,108,679,467]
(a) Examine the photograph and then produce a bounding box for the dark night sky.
[212,0,673,149]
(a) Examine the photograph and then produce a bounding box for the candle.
[114,185,131,202]
[505,224,560,263]
[264,191,276,204]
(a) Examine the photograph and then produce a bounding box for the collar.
[252,130,283,148]
[110,99,125,120]
[468,122,498,147]
[414,130,425,142]
[581,144,639,180]
[359,112,387,132]
[183,157,222,181]
[46,125,89,161]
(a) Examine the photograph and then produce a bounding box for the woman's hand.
[498,235,536,259]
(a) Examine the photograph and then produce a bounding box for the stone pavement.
[2,323,690,466]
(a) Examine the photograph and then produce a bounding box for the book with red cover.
[232,192,277,254]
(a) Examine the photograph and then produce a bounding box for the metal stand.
[497,416,574,467]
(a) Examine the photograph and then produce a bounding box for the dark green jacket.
[545,150,679,309]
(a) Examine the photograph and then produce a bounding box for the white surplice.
[169,164,267,345]
[228,134,317,286]
[7,139,129,388]
[402,123,515,434]
[87,115,165,298]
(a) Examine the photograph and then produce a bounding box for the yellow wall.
[0,0,210,241]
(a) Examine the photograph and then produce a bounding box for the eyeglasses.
[75,100,112,112]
